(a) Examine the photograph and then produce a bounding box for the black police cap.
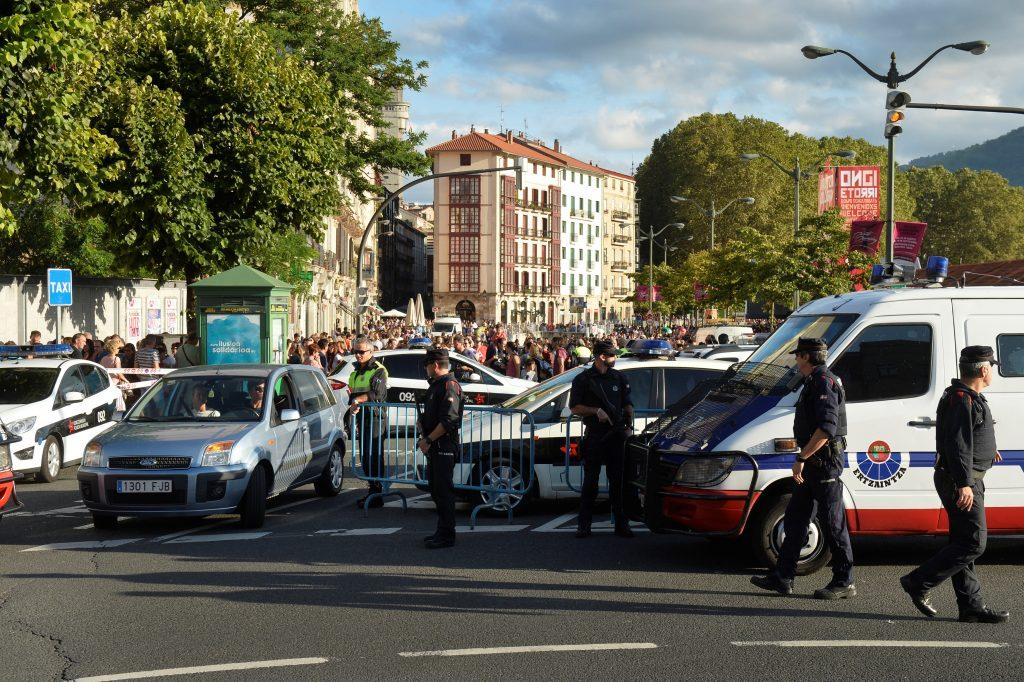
[791,337,828,354]
[593,340,616,357]
[423,348,448,364]
[960,345,998,365]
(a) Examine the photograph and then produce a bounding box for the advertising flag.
[893,221,928,262]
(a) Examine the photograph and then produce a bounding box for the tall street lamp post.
[638,222,685,324]
[355,165,522,334]
[739,149,856,307]
[801,41,988,264]
[655,235,692,264]
[669,195,755,249]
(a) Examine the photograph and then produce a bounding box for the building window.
[562,220,566,231]
[561,247,566,258]
[562,273,566,285]
[459,154,471,166]
[451,207,480,233]
[450,175,480,204]
[596,201,600,213]
[450,235,480,261]
[450,265,480,292]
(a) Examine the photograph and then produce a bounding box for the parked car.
[680,344,758,364]
[78,364,345,529]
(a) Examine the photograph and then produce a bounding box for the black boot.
[899,575,937,618]
[958,606,1009,623]
[750,574,793,595]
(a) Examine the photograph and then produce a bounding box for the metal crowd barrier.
[562,408,664,494]
[349,401,536,528]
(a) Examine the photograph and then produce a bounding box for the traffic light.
[885,90,910,138]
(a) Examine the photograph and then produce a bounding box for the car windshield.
[0,367,60,404]
[745,314,859,368]
[501,366,582,409]
[126,375,268,422]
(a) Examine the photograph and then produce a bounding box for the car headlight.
[5,417,36,436]
[674,455,737,488]
[0,443,10,471]
[201,441,235,466]
[83,442,103,468]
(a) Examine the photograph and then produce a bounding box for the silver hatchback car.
[77,364,345,529]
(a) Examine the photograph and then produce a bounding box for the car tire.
[314,444,345,497]
[238,465,268,528]
[92,512,118,530]
[474,457,532,516]
[36,435,63,483]
[747,493,831,576]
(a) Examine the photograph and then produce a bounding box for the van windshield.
[501,367,582,409]
[746,314,859,368]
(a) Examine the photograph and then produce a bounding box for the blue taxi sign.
[47,269,73,306]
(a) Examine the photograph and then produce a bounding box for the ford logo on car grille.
[139,458,158,467]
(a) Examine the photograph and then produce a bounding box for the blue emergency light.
[869,264,886,285]
[408,337,432,349]
[925,255,949,282]
[0,344,72,358]
[629,339,674,358]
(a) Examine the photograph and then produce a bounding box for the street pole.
[649,230,654,320]
[793,157,801,310]
[886,135,895,264]
[709,200,716,250]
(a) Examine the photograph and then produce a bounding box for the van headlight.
[674,455,737,487]
[83,442,103,468]
[201,441,235,466]
[5,417,36,436]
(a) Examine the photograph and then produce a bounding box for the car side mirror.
[64,391,85,403]
[469,373,481,383]
[280,408,301,423]
[560,406,571,419]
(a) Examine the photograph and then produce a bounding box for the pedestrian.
[135,335,161,369]
[28,330,41,345]
[751,338,855,599]
[417,348,465,549]
[348,337,389,509]
[174,333,200,368]
[569,339,634,539]
[899,346,1009,623]
[100,336,128,412]
[485,337,510,375]
[69,333,87,359]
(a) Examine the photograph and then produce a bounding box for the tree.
[700,227,792,320]
[792,209,874,300]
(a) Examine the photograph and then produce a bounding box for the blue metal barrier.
[349,402,536,528]
[562,408,664,494]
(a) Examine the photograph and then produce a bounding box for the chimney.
[470,124,475,132]
[484,128,489,134]
[451,130,456,140]
[506,130,513,143]
[553,138,560,153]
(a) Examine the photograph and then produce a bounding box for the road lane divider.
[164,532,270,544]
[731,641,1007,648]
[399,643,658,657]
[22,538,141,553]
[74,656,329,681]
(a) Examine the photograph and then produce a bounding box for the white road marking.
[74,523,95,530]
[531,513,578,533]
[731,641,1007,648]
[339,527,401,536]
[385,493,433,509]
[164,532,270,544]
[22,538,141,553]
[8,504,87,518]
[399,643,658,658]
[456,525,530,533]
[152,495,328,543]
[74,656,329,681]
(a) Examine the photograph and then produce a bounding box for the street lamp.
[669,195,754,249]
[637,222,685,323]
[655,235,692,264]
[801,41,987,263]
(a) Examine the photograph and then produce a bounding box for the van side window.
[997,335,1024,377]
[831,324,932,402]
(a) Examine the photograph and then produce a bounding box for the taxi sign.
[47,269,73,306]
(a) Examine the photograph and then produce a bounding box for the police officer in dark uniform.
[752,338,855,599]
[900,346,1009,623]
[348,336,389,509]
[417,348,465,549]
[569,339,634,539]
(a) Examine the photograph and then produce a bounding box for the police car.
[455,341,731,512]
[0,345,122,482]
[328,348,535,427]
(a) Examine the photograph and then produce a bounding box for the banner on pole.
[848,220,885,256]
[819,164,881,223]
[893,221,928,262]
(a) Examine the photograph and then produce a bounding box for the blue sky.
[365,0,1024,204]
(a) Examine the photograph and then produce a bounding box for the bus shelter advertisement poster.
[205,314,261,364]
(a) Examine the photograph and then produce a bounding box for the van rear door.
[953,298,1024,531]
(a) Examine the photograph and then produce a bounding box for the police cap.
[423,348,448,365]
[960,345,998,365]
[792,337,828,354]
[593,340,616,357]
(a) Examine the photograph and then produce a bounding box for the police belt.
[934,462,987,481]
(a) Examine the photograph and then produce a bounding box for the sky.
[364,0,1024,203]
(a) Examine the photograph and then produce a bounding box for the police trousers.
[578,431,628,531]
[905,470,987,611]
[777,475,854,585]
[426,443,457,540]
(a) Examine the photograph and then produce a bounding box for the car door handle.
[908,419,936,428]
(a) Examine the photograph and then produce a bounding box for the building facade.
[599,169,637,322]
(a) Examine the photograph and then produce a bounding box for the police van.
[628,273,1024,574]
[0,346,122,482]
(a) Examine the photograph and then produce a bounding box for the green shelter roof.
[190,264,292,290]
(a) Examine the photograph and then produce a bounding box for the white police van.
[629,262,1024,574]
[0,346,122,482]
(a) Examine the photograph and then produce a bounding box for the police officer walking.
[569,339,634,539]
[751,338,855,599]
[417,348,465,549]
[900,346,1009,623]
[349,336,389,509]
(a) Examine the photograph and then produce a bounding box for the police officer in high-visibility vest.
[417,348,465,549]
[752,337,855,599]
[349,336,389,509]
[900,346,1009,623]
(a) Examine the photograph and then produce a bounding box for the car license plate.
[116,480,171,494]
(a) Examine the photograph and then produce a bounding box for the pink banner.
[893,221,928,262]
[848,220,884,256]
[694,282,707,302]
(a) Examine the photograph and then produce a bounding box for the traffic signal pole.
[886,135,895,264]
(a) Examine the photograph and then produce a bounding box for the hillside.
[909,126,1024,185]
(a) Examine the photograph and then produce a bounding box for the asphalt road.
[2,468,1023,682]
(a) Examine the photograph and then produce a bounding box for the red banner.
[819,165,881,223]
[849,220,884,256]
[818,163,837,213]
[693,282,707,302]
[893,221,928,262]
[635,285,661,302]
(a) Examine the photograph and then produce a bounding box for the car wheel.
[92,512,118,530]
[238,465,268,528]
[475,458,532,516]
[314,444,345,497]
[747,493,831,576]
[36,436,62,483]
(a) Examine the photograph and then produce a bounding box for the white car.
[0,353,122,481]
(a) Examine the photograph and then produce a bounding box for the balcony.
[613,287,631,297]
[612,209,630,221]
[611,261,629,272]
[516,198,553,214]
[514,285,555,295]
[611,233,630,245]
[515,256,553,267]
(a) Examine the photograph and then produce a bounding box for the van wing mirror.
[560,406,572,419]
[280,408,301,423]
[63,391,85,403]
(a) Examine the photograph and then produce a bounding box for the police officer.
[569,339,634,538]
[349,336,389,509]
[417,348,465,549]
[751,337,855,599]
[900,346,1009,623]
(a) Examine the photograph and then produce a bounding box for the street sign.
[47,269,73,306]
